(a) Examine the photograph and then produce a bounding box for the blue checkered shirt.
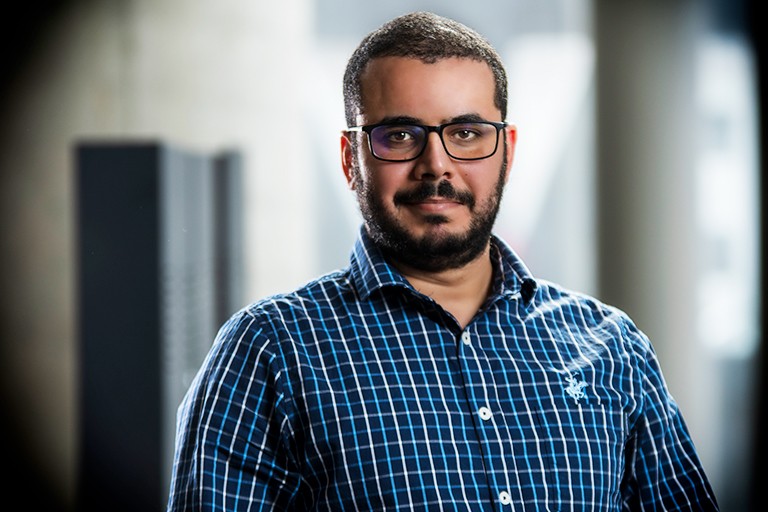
[168,228,718,511]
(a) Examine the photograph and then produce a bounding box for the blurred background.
[0,0,763,510]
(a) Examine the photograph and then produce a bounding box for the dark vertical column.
[213,150,244,327]
[76,142,227,511]
[76,143,163,511]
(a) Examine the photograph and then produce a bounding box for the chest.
[280,310,634,509]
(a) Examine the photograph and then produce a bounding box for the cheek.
[370,172,400,193]
[360,161,411,198]
[462,162,504,197]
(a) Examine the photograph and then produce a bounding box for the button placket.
[456,324,518,508]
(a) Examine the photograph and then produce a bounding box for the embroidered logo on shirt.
[564,375,588,403]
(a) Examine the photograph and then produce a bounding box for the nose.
[412,131,453,180]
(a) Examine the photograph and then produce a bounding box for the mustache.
[393,180,475,208]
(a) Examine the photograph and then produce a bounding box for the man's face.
[342,57,516,271]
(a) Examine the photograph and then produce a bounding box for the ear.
[340,132,358,190]
[502,124,517,184]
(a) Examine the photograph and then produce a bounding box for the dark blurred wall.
[745,0,767,508]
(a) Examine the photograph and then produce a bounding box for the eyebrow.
[375,113,489,125]
[376,115,422,125]
[447,113,487,123]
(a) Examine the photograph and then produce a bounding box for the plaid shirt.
[168,228,718,511]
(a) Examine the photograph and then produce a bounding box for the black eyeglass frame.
[347,120,508,162]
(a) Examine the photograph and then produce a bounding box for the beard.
[354,149,507,272]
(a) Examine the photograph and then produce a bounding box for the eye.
[387,130,413,142]
[382,127,416,143]
[454,129,478,141]
[372,125,423,149]
[446,123,484,144]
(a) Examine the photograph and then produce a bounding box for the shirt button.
[499,491,512,505]
[478,407,492,421]
[461,331,471,345]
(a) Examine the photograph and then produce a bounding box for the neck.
[390,243,494,329]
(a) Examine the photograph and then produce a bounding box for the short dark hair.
[343,12,508,127]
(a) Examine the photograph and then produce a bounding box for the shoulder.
[214,268,354,351]
[194,269,353,383]
[531,279,654,356]
[242,268,354,325]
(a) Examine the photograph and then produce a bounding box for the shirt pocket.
[532,395,627,501]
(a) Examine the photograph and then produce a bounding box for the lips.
[406,196,462,205]
[407,198,463,214]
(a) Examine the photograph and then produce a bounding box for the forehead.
[358,56,498,124]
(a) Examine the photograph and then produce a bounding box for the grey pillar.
[594,0,711,487]
[595,1,758,508]
[596,0,701,376]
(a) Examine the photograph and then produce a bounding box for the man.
[168,12,719,511]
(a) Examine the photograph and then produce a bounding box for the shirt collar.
[350,226,538,304]
[488,235,538,304]
[350,227,412,300]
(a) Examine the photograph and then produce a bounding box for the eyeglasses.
[347,121,507,162]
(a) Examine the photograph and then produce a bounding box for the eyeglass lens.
[369,122,500,161]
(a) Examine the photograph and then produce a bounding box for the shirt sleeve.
[166,310,302,511]
[620,320,719,511]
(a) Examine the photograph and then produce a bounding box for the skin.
[341,57,517,328]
